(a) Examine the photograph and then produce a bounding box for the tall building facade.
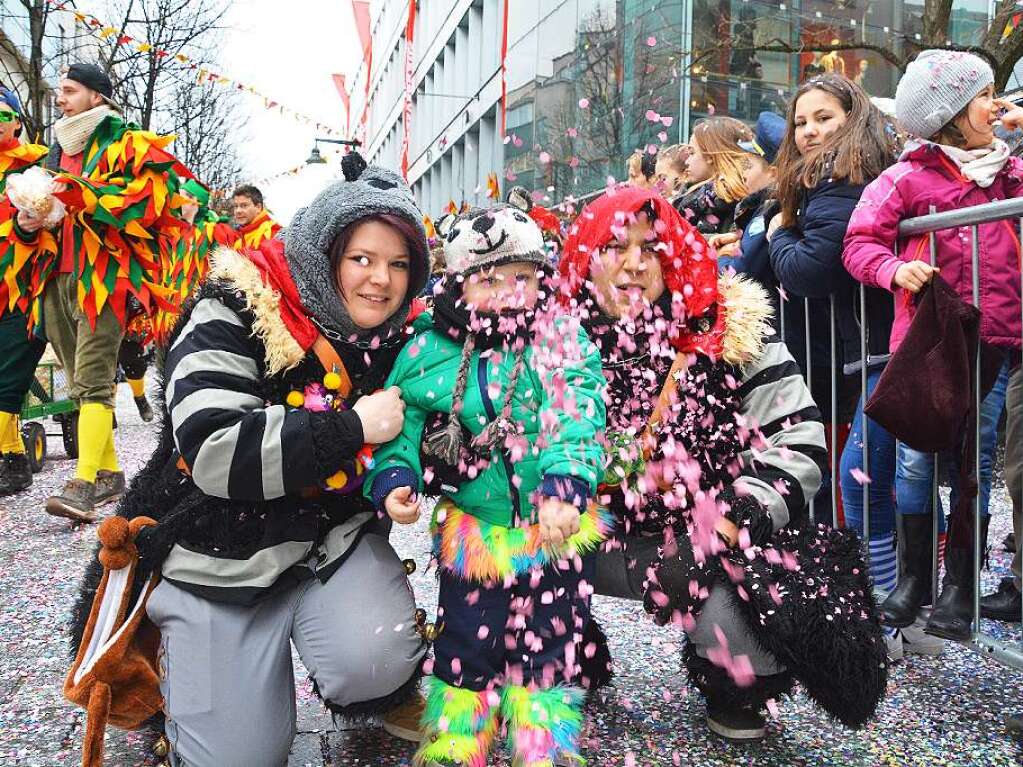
[349,0,998,217]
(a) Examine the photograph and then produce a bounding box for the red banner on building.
[332,73,350,136]
[500,0,510,137]
[352,0,373,143]
[400,1,416,179]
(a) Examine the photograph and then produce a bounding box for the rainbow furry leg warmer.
[414,676,498,767]
[501,684,586,767]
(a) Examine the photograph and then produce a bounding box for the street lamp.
[305,137,362,165]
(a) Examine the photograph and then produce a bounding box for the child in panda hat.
[366,204,610,766]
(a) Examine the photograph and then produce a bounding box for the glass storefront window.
[498,0,1005,205]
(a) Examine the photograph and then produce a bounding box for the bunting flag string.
[45,0,342,136]
[1002,3,1023,43]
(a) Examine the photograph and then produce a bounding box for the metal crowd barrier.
[780,197,1023,671]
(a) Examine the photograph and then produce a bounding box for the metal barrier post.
[804,297,814,520]
[928,208,941,604]
[885,196,1023,671]
[829,295,838,527]
[970,225,982,639]
[860,283,870,547]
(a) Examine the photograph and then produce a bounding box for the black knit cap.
[66,63,116,104]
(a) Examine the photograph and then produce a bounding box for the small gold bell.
[403,558,416,575]
[152,736,169,758]
[421,621,444,642]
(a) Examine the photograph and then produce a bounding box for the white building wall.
[349,0,507,215]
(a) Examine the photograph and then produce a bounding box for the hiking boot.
[45,479,98,522]
[706,700,767,742]
[381,692,425,742]
[94,470,127,507]
[980,577,1023,622]
[926,517,991,641]
[134,394,154,423]
[0,453,32,496]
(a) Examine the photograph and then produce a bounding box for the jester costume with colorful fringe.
[33,114,192,331]
[0,140,55,319]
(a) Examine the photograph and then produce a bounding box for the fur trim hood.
[717,270,774,367]
[207,244,312,376]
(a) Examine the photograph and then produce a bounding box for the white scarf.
[54,105,117,157]
[936,139,1011,188]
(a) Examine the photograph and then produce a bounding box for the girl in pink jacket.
[843,50,1023,643]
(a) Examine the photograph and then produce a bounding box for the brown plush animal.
[64,515,162,767]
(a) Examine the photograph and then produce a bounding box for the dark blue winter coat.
[769,178,893,384]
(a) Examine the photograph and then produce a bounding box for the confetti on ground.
[0,381,1020,765]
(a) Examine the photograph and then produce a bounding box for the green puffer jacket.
[366,313,606,528]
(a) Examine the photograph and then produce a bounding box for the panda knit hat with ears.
[443,204,547,276]
[424,204,547,467]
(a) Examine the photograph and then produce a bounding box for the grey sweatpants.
[593,534,784,676]
[146,533,426,767]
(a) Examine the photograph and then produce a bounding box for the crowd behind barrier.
[772,196,1023,670]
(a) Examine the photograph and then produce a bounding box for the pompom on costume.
[366,205,609,766]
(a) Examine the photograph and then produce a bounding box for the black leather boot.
[880,514,935,628]
[0,452,32,496]
[926,517,990,641]
[979,577,1022,622]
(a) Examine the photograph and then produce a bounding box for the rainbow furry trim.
[414,676,498,767]
[502,684,586,767]
[433,500,614,582]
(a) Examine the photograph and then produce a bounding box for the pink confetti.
[578,98,590,109]
[646,36,657,46]
[645,109,660,122]
[850,467,872,485]
[658,131,668,142]
[538,151,552,164]
[477,625,490,640]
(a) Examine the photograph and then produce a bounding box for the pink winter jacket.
[843,142,1023,352]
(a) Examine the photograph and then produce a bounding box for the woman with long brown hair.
[767,75,907,652]
[673,116,752,235]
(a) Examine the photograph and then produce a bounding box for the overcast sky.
[219,0,363,223]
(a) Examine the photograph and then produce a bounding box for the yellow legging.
[76,403,120,482]
[0,411,24,454]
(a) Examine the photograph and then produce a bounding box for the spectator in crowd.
[654,143,690,197]
[231,183,282,249]
[627,148,658,188]
[767,74,897,528]
[843,50,1023,641]
[714,111,785,294]
[674,116,752,236]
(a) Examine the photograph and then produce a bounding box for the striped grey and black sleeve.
[164,297,363,501]
[732,338,828,531]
